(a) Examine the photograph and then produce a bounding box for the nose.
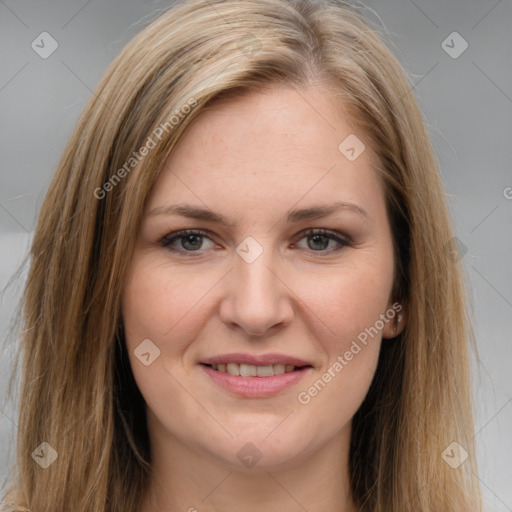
[219,243,294,337]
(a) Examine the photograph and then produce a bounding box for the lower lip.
[200,364,312,398]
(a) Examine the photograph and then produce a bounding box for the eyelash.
[159,228,350,256]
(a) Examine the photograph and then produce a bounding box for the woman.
[2,0,483,510]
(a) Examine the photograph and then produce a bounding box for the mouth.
[199,360,314,398]
[200,362,312,377]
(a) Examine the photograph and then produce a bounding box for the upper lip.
[200,353,313,367]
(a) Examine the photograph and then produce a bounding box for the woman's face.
[122,85,400,472]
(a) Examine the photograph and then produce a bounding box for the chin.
[205,435,313,473]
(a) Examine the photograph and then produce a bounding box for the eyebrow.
[147,201,371,226]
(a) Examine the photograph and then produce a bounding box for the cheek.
[122,257,211,352]
[293,269,388,433]
[121,258,208,420]
[295,256,394,345]
[291,253,393,401]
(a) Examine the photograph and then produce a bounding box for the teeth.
[273,364,286,375]
[256,365,274,377]
[240,363,257,377]
[226,363,239,376]
[211,362,298,377]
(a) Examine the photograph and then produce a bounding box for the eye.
[159,228,349,255]
[160,229,216,253]
[293,228,349,254]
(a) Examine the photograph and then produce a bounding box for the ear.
[382,303,406,340]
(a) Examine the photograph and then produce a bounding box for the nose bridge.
[234,235,281,306]
[220,234,293,335]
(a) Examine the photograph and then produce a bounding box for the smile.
[200,363,312,398]
[206,362,304,377]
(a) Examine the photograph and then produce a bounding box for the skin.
[122,84,406,512]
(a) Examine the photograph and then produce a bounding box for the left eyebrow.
[147,200,371,226]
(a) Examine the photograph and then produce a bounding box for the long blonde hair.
[2,0,482,510]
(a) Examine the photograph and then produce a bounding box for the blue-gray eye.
[160,228,349,255]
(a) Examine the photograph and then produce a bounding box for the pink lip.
[200,352,312,367]
[201,364,312,398]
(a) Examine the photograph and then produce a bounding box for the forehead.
[148,85,384,220]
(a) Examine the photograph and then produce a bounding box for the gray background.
[0,0,511,509]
